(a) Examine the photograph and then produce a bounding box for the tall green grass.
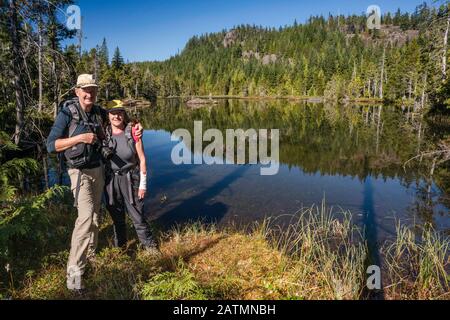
[383,223,449,299]
[255,202,367,299]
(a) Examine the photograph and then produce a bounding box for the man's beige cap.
[76,74,98,88]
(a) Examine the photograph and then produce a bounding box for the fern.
[0,177,16,202]
[0,185,68,260]
[140,261,207,300]
[0,130,39,202]
[0,131,19,154]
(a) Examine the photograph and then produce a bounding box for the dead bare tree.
[8,0,26,146]
[404,138,450,191]
[442,15,450,80]
[38,18,43,112]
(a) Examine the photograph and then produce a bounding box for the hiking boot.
[67,274,85,291]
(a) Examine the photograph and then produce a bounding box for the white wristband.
[139,172,147,190]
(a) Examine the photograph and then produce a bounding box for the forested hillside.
[108,3,449,113]
[58,2,449,113]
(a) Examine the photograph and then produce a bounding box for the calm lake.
[136,98,449,242]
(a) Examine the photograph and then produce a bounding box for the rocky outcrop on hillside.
[223,30,237,48]
[223,24,419,67]
[345,25,419,47]
[242,50,278,65]
[380,25,419,45]
[223,30,279,65]
[262,54,278,65]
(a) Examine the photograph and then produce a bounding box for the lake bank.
[156,95,384,105]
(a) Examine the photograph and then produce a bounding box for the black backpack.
[60,99,105,168]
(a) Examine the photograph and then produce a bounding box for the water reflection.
[142,100,426,179]
[117,99,450,237]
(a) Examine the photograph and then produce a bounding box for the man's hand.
[55,133,97,153]
[78,133,97,144]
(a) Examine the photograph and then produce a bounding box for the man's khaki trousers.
[67,166,104,280]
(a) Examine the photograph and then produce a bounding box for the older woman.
[103,100,159,254]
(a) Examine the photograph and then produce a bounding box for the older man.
[46,74,143,292]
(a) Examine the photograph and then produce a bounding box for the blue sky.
[67,0,428,62]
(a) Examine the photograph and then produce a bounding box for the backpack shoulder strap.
[104,125,112,144]
[125,123,137,154]
[66,100,81,138]
[92,105,104,126]
[125,123,133,139]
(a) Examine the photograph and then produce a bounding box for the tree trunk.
[135,79,138,98]
[78,16,83,58]
[442,15,450,80]
[427,157,437,195]
[8,0,26,145]
[94,50,98,80]
[47,5,61,119]
[420,72,427,110]
[376,106,382,154]
[417,121,422,153]
[37,143,49,190]
[408,77,412,100]
[38,21,43,112]
[52,60,58,118]
[374,80,377,98]
[379,47,385,100]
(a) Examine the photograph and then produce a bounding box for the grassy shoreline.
[117,95,386,112]
[3,199,448,300]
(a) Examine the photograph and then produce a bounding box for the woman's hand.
[133,123,144,139]
[138,188,146,200]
